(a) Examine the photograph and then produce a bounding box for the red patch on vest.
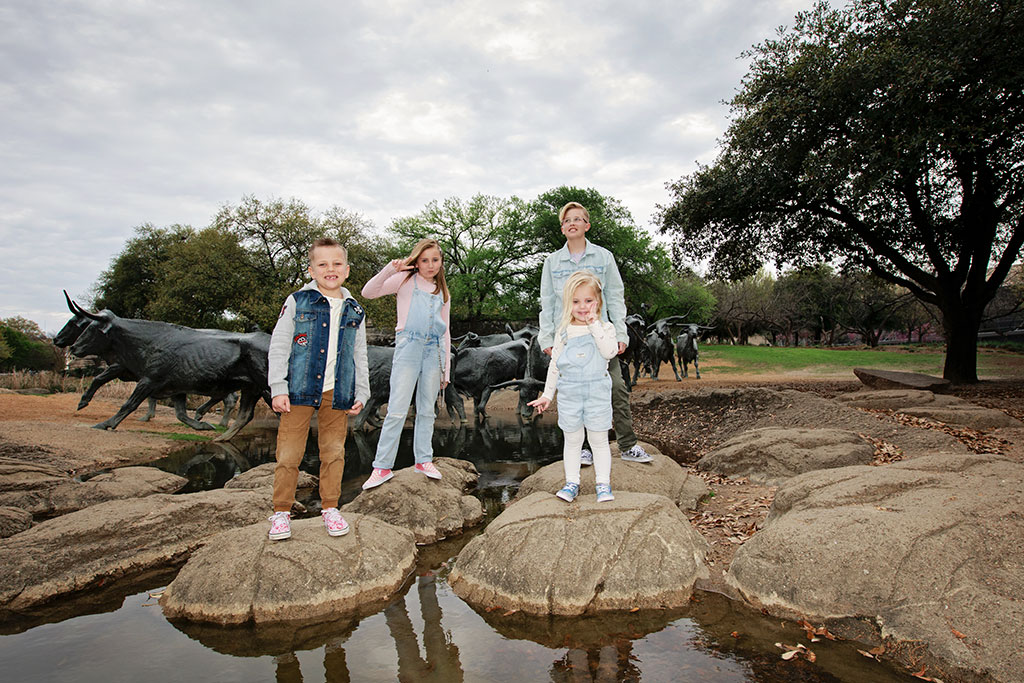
[293,334,308,347]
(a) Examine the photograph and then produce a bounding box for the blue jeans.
[372,332,442,469]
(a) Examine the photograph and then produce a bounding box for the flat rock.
[899,405,1024,430]
[515,441,707,509]
[0,465,187,517]
[727,454,1024,683]
[343,457,483,544]
[834,389,961,410]
[0,506,32,538]
[160,514,416,625]
[0,457,67,491]
[0,487,271,616]
[449,491,708,616]
[225,462,318,490]
[853,367,951,393]
[696,427,876,486]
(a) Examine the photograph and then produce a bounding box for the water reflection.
[384,575,464,682]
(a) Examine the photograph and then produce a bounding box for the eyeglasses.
[561,217,588,225]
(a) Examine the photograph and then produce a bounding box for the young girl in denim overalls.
[360,238,452,489]
[529,271,619,502]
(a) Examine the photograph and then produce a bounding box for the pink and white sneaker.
[414,462,443,480]
[268,511,291,540]
[362,468,394,490]
[321,508,349,537]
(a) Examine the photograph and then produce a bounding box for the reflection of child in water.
[529,271,618,503]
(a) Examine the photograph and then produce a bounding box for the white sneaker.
[580,449,594,466]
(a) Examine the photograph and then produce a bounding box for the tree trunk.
[941,305,981,383]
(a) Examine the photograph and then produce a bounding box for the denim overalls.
[372,277,446,469]
[555,330,612,433]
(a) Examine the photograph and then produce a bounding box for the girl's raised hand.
[587,301,600,324]
[528,396,551,413]
[390,258,414,271]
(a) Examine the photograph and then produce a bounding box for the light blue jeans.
[371,331,442,470]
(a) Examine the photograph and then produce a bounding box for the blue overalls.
[554,330,613,433]
[372,277,446,469]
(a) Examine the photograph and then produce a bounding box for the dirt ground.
[3,371,1023,595]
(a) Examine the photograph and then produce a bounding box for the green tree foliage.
[0,318,61,371]
[94,196,394,332]
[710,270,775,344]
[834,269,911,347]
[658,0,1024,382]
[94,224,192,318]
[389,195,539,321]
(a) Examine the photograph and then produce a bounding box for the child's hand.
[440,380,449,390]
[528,396,551,413]
[272,395,291,413]
[390,258,414,272]
[587,302,599,324]
[347,401,363,416]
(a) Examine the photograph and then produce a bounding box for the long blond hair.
[403,238,450,302]
[557,271,604,336]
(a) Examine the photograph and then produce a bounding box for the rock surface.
[853,367,951,392]
[450,491,708,616]
[0,506,32,538]
[0,464,187,517]
[225,462,318,490]
[515,442,707,509]
[632,388,968,462]
[160,514,416,625]
[696,427,876,485]
[834,389,959,410]
[899,405,1024,430]
[727,454,1024,683]
[343,457,484,544]
[0,487,270,615]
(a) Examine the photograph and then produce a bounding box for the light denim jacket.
[538,239,628,352]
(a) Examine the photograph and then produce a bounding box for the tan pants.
[272,391,348,512]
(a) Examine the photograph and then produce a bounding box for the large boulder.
[853,367,951,393]
[0,487,271,616]
[449,491,708,616]
[727,454,1024,683]
[160,514,416,625]
[0,465,187,517]
[696,428,876,485]
[515,442,707,509]
[224,462,318,490]
[0,506,32,538]
[343,457,484,544]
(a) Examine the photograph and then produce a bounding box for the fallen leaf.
[951,629,966,641]
[730,631,740,638]
[486,606,502,612]
[629,607,640,613]
[502,609,518,616]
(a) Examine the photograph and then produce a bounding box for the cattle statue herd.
[57,291,708,440]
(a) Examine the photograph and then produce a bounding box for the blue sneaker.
[595,483,614,502]
[556,482,580,502]
[580,449,594,467]
[620,445,652,463]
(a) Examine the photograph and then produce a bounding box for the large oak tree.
[658,0,1024,382]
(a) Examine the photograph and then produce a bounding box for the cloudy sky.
[2,0,816,333]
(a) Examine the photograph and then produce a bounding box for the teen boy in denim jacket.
[538,202,652,464]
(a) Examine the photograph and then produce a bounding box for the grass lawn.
[698,344,1024,378]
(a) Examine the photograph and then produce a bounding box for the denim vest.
[286,289,365,409]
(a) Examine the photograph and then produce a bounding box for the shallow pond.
[0,419,915,682]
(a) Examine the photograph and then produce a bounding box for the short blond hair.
[308,238,347,262]
[558,202,590,224]
[557,270,604,335]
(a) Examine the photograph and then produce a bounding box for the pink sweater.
[362,264,452,381]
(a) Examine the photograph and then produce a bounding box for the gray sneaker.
[580,448,594,466]
[620,445,652,463]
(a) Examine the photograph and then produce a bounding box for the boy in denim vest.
[266,238,370,540]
